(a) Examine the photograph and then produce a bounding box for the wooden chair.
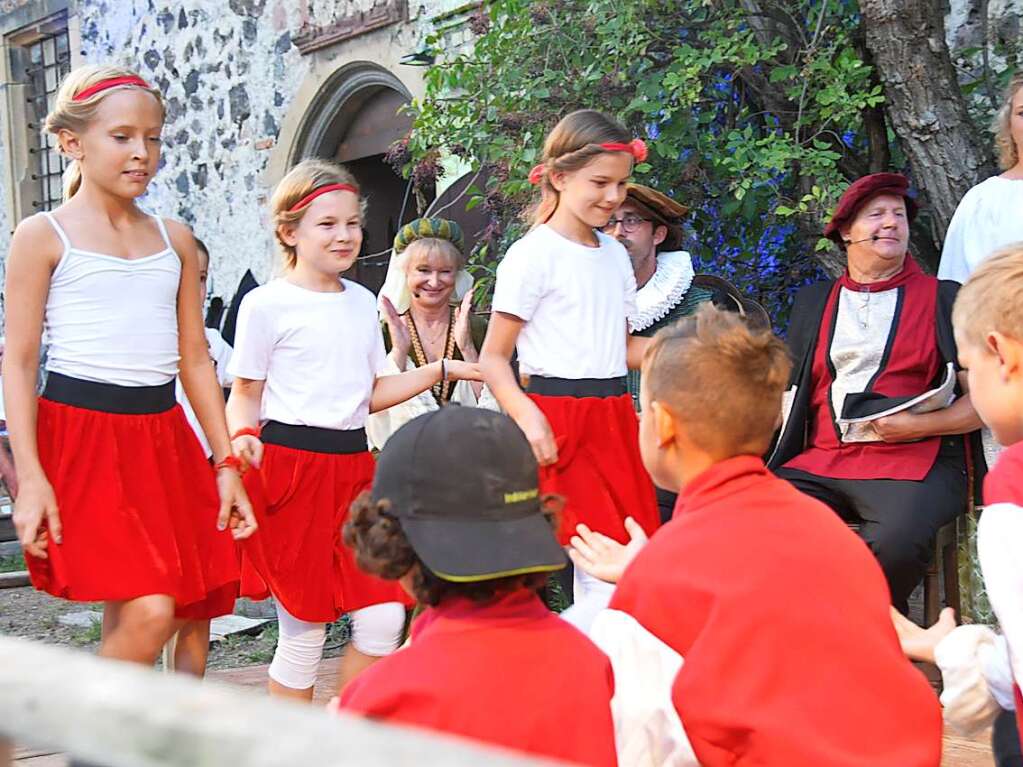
[923,519,959,625]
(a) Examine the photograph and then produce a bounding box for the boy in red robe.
[338,406,617,767]
[569,304,941,766]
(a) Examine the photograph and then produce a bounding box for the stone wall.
[78,0,311,298]
[0,0,1020,310]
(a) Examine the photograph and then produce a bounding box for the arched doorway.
[292,62,419,292]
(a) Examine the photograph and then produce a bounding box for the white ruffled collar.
[631,251,695,332]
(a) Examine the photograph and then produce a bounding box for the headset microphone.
[842,235,881,245]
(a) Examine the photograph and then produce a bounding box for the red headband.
[528,138,648,184]
[288,183,360,212]
[73,76,153,102]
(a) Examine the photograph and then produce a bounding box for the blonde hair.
[527,109,631,227]
[45,65,164,200]
[402,237,465,271]
[270,159,366,269]
[953,243,1023,350]
[993,72,1023,171]
[643,304,792,456]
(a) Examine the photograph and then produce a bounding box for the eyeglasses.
[602,215,652,233]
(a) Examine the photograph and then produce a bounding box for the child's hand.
[890,606,956,663]
[14,476,61,558]
[445,359,483,382]
[326,696,341,714]
[569,517,648,584]
[513,401,558,466]
[215,468,258,540]
[232,434,263,470]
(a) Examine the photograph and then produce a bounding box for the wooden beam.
[0,636,560,767]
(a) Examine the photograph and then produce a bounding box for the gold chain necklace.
[406,308,456,406]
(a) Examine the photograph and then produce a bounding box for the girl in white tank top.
[2,65,256,673]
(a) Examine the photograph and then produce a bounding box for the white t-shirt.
[228,278,385,430]
[176,328,234,458]
[491,225,637,379]
[938,176,1023,284]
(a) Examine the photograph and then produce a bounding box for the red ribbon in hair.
[288,183,360,212]
[527,138,649,184]
[599,139,648,162]
[73,76,153,102]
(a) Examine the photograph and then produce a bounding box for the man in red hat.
[769,172,985,613]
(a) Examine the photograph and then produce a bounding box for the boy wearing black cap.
[338,406,617,767]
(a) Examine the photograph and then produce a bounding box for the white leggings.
[268,600,406,691]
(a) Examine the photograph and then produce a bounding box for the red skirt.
[530,392,658,545]
[29,398,239,619]
[240,444,412,623]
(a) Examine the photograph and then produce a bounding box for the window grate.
[23,26,71,211]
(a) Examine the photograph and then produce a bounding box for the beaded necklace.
[406,307,456,406]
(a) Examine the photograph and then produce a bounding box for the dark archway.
[292,62,418,292]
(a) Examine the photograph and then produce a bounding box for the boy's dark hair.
[344,492,561,606]
[193,236,209,259]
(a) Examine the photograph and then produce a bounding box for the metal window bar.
[23,26,71,211]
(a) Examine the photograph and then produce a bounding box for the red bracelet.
[231,427,261,440]
[215,455,243,473]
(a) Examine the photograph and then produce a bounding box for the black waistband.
[261,420,368,455]
[42,372,176,415]
[526,376,627,398]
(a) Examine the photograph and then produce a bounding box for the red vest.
[611,455,942,766]
[340,590,617,766]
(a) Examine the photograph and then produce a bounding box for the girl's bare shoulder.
[11,213,64,267]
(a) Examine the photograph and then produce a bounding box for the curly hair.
[993,71,1023,171]
[343,492,562,607]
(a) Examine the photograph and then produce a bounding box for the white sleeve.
[937,190,975,283]
[369,327,388,376]
[978,503,1023,694]
[227,294,273,381]
[589,609,699,767]
[491,244,544,321]
[206,330,234,387]
[934,625,1010,734]
[621,253,639,332]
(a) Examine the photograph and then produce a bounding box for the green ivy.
[400,0,890,317]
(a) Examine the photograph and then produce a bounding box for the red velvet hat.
[823,172,919,244]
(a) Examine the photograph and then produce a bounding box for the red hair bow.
[599,139,648,162]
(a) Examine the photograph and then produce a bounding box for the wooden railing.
[0,636,562,766]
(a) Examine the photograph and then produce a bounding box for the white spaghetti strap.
[41,212,71,253]
[152,215,173,251]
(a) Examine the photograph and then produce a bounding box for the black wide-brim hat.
[372,407,566,582]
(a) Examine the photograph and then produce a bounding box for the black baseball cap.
[371,406,566,582]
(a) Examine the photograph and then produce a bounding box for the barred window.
[9,14,71,213]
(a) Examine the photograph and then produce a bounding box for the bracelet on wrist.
[215,455,243,474]
[231,427,261,440]
[440,358,448,383]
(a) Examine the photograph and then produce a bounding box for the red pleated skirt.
[239,443,412,623]
[530,392,659,545]
[29,397,239,619]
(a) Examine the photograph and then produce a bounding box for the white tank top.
[42,212,181,387]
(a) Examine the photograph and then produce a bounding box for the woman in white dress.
[368,218,493,450]
[939,72,1023,284]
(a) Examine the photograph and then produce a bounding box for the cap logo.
[504,488,538,504]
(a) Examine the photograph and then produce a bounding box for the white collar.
[631,251,695,332]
